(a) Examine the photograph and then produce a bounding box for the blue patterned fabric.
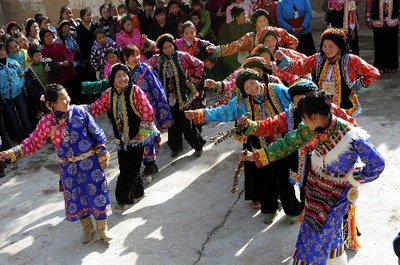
[129,63,173,164]
[58,106,111,222]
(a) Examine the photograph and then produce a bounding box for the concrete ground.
[0,18,399,265]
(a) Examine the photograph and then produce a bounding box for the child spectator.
[57,20,84,84]
[6,21,21,36]
[24,18,41,46]
[116,15,143,51]
[5,37,30,69]
[25,45,61,115]
[167,0,188,23]
[104,47,121,79]
[90,29,122,79]
[59,5,80,31]
[0,84,112,243]
[109,2,119,17]
[118,4,129,16]
[139,0,156,36]
[39,29,79,103]
[98,4,121,40]
[149,7,177,40]
[0,42,33,143]
[176,0,191,14]
[126,0,144,16]
[226,0,253,23]
[190,0,216,42]
[36,15,58,38]
[0,25,5,37]
[76,7,99,82]
[13,32,29,50]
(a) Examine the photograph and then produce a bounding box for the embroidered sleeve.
[133,85,154,122]
[348,54,380,94]
[147,54,160,70]
[181,52,204,79]
[203,96,243,123]
[253,122,313,168]
[277,53,318,76]
[272,67,298,86]
[365,0,372,21]
[214,33,254,58]
[352,139,385,183]
[7,115,52,162]
[275,27,298,50]
[84,108,110,162]
[87,88,111,118]
[82,79,109,95]
[245,112,288,137]
[332,104,358,126]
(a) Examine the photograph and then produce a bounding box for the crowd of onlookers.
[0,0,398,175]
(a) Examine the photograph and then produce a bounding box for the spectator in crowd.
[366,0,399,74]
[59,5,80,31]
[276,0,316,56]
[149,7,177,40]
[76,7,98,82]
[0,42,33,143]
[226,0,253,23]
[24,18,41,46]
[254,0,279,26]
[90,29,122,80]
[13,32,29,50]
[98,4,121,41]
[126,0,144,16]
[6,21,21,36]
[322,0,361,55]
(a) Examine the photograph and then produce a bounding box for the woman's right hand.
[0,151,10,161]
[206,45,216,54]
[184,110,194,120]
[61,60,70,67]
[274,50,285,61]
[204,79,217,89]
[237,116,250,129]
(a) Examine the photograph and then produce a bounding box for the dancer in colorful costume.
[185,68,301,223]
[240,90,385,264]
[275,27,380,116]
[83,45,173,179]
[0,84,112,243]
[148,33,206,157]
[87,63,158,210]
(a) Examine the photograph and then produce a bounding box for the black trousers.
[116,145,145,204]
[167,104,206,152]
[245,156,301,215]
[297,32,316,56]
[373,25,399,71]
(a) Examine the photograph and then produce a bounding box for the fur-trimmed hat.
[156,33,177,55]
[250,9,275,28]
[108,63,132,89]
[6,21,21,35]
[251,44,274,59]
[39,28,55,45]
[241,56,267,70]
[256,26,278,45]
[320,27,351,54]
[288,78,319,101]
[235,68,263,98]
[231,6,246,20]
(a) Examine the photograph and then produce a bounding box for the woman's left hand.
[100,159,108,169]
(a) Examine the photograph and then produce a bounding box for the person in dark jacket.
[25,45,61,116]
